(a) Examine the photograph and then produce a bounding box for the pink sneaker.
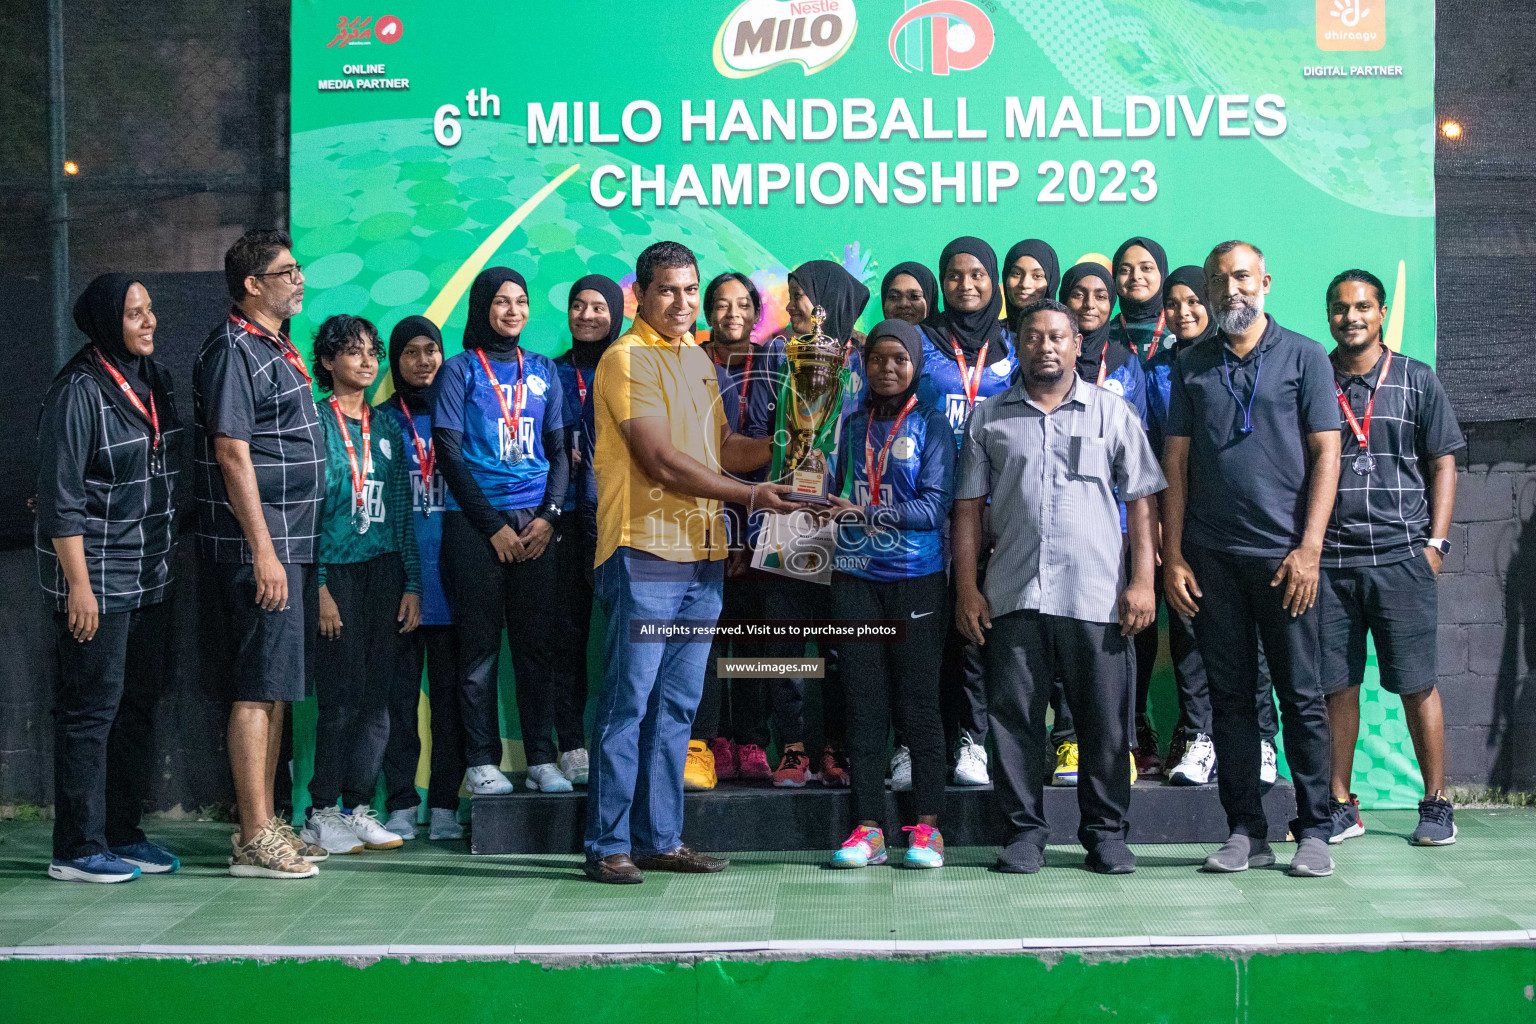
[709,737,736,781]
[736,743,772,781]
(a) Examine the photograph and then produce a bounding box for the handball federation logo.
[714,0,859,78]
[888,0,994,75]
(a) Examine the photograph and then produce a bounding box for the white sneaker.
[466,764,515,795]
[559,748,590,786]
[302,806,364,855]
[1260,739,1279,786]
[384,806,417,840]
[527,762,573,793]
[953,735,991,786]
[429,808,464,841]
[889,745,912,792]
[347,805,403,850]
[1168,733,1217,786]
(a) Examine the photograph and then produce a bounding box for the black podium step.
[470,781,1297,854]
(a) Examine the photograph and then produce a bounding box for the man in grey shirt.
[955,299,1164,875]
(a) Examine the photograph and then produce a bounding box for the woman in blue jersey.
[431,267,574,797]
[378,315,467,841]
[916,236,1014,789]
[760,259,869,789]
[825,320,954,869]
[1001,238,1060,337]
[880,261,937,326]
[550,274,626,791]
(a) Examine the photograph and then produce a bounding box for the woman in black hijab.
[759,259,870,790]
[921,236,1010,369]
[824,318,955,868]
[36,273,183,882]
[1060,262,1146,414]
[1002,239,1061,334]
[880,261,938,326]
[1110,236,1175,369]
[1163,265,1218,347]
[432,266,574,798]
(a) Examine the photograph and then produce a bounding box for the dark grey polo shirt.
[1166,315,1338,558]
[957,375,1166,625]
[1325,348,1464,568]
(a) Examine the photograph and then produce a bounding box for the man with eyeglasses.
[1160,240,1343,879]
[194,229,326,878]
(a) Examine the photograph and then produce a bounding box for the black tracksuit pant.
[833,571,947,825]
[939,549,990,754]
[761,576,844,748]
[311,554,413,810]
[693,570,771,745]
[987,610,1134,851]
[1185,544,1331,843]
[547,509,592,754]
[441,509,573,769]
[386,624,462,812]
[51,600,169,861]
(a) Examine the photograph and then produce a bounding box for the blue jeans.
[584,549,724,861]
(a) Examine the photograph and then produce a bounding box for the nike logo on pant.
[910,610,934,619]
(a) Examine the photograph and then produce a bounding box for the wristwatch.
[1426,538,1450,555]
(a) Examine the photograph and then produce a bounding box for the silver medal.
[354,507,370,535]
[1352,452,1375,476]
[504,443,524,466]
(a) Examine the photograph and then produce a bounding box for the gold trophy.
[779,305,846,504]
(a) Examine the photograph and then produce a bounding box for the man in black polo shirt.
[1319,269,1464,848]
[195,229,325,879]
[1162,240,1342,878]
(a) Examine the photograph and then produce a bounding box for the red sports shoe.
[772,747,813,788]
[709,737,736,781]
[818,747,850,788]
[736,743,772,781]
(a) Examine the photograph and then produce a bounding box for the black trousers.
[693,570,771,745]
[51,600,169,861]
[761,576,844,748]
[441,509,573,768]
[311,554,413,809]
[548,509,593,753]
[833,572,947,824]
[1186,545,1331,843]
[940,548,990,753]
[987,610,1134,851]
[383,624,458,813]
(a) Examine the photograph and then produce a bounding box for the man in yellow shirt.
[583,241,796,884]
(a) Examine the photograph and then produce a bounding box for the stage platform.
[471,779,1299,854]
[4,813,1535,1023]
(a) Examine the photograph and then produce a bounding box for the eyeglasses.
[253,264,304,285]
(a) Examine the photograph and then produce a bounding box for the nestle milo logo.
[714,0,858,78]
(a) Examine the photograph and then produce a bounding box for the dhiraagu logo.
[1317,0,1385,51]
[714,0,859,78]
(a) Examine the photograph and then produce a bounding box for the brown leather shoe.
[634,845,729,873]
[583,853,644,884]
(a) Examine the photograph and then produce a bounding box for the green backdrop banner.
[289,0,1437,809]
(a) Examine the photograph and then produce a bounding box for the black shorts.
[214,560,318,704]
[1319,555,1439,698]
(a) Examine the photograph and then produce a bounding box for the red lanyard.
[708,344,755,423]
[396,396,433,481]
[328,396,370,516]
[863,395,919,507]
[574,367,588,408]
[1096,339,1110,386]
[1335,350,1393,451]
[949,335,989,409]
[474,348,526,455]
[230,310,311,382]
[1121,309,1167,360]
[94,350,161,457]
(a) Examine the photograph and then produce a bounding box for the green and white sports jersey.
[316,400,421,594]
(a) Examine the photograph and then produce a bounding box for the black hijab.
[67,274,176,427]
[1164,264,1218,346]
[388,315,443,410]
[879,261,938,321]
[863,319,925,418]
[924,236,1007,365]
[567,273,626,369]
[1060,262,1133,383]
[789,260,869,344]
[463,266,527,356]
[1002,239,1061,331]
[1111,236,1169,323]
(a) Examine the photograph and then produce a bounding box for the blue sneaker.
[110,840,181,874]
[831,825,887,868]
[902,824,945,869]
[48,852,140,883]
